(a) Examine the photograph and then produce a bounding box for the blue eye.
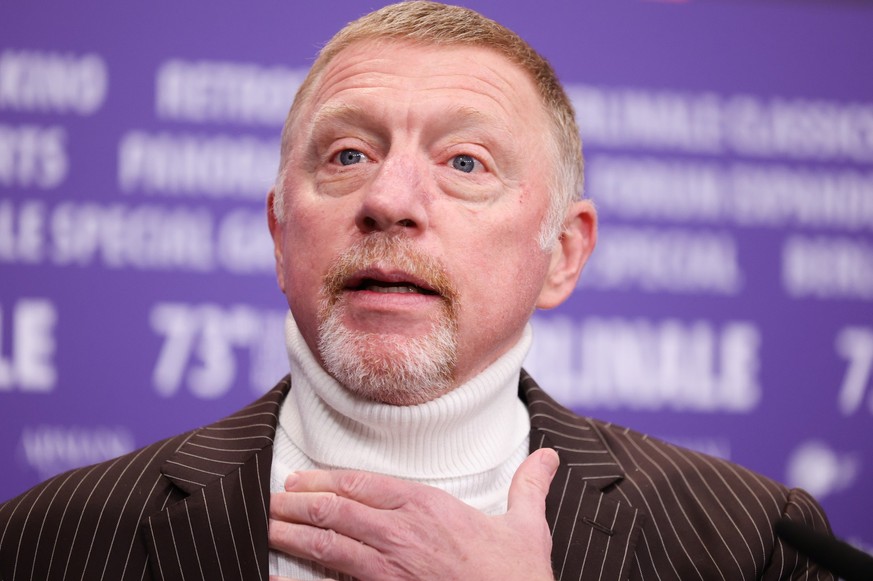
[451,154,478,173]
[337,149,366,166]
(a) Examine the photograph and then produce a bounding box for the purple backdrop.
[2,0,872,554]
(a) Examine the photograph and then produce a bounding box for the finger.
[270,490,388,542]
[283,469,419,510]
[269,518,383,579]
[506,448,559,515]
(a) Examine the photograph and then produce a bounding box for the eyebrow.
[310,103,371,131]
[438,105,512,136]
[302,104,383,163]
[436,105,516,149]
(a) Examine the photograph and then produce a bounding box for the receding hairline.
[274,1,584,250]
[282,39,550,159]
[279,2,577,164]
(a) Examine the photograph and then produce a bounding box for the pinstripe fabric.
[1,372,833,580]
[0,378,286,581]
[522,371,834,580]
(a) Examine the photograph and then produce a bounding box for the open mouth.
[345,271,439,296]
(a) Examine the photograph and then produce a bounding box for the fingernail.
[284,472,299,490]
[541,448,560,474]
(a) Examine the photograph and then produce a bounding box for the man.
[0,3,833,580]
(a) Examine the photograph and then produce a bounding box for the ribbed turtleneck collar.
[278,312,532,479]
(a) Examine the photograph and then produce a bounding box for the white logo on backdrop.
[526,315,762,413]
[568,84,873,162]
[150,302,287,399]
[117,131,278,199]
[0,299,57,392]
[155,60,306,126]
[785,440,859,499]
[0,200,274,275]
[579,226,742,295]
[18,425,134,480]
[0,50,108,115]
[836,327,873,416]
[0,125,68,189]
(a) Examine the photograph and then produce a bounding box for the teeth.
[363,283,420,293]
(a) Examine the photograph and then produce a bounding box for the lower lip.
[337,289,445,333]
[341,289,443,310]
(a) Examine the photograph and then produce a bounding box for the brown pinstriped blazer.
[0,372,833,580]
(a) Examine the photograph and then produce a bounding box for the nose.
[355,155,430,234]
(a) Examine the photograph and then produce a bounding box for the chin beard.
[316,234,459,406]
[318,303,457,405]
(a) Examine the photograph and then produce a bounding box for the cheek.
[282,224,325,292]
[282,234,327,342]
[457,227,549,310]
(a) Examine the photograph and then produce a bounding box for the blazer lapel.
[142,377,290,581]
[140,371,640,580]
[521,370,645,581]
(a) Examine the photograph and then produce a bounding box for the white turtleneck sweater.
[269,313,532,580]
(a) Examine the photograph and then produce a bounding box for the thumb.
[507,447,560,514]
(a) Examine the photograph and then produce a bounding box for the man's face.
[271,40,569,404]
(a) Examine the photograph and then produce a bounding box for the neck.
[279,312,532,478]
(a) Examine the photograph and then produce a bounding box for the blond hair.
[274,1,583,249]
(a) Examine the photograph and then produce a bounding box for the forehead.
[293,39,548,138]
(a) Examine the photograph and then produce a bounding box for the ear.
[266,188,287,294]
[536,199,597,309]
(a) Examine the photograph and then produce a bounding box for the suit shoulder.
[2,428,191,507]
[596,418,834,577]
[0,380,287,579]
[588,416,791,502]
[523,372,820,521]
[591,418,829,533]
[0,430,191,578]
